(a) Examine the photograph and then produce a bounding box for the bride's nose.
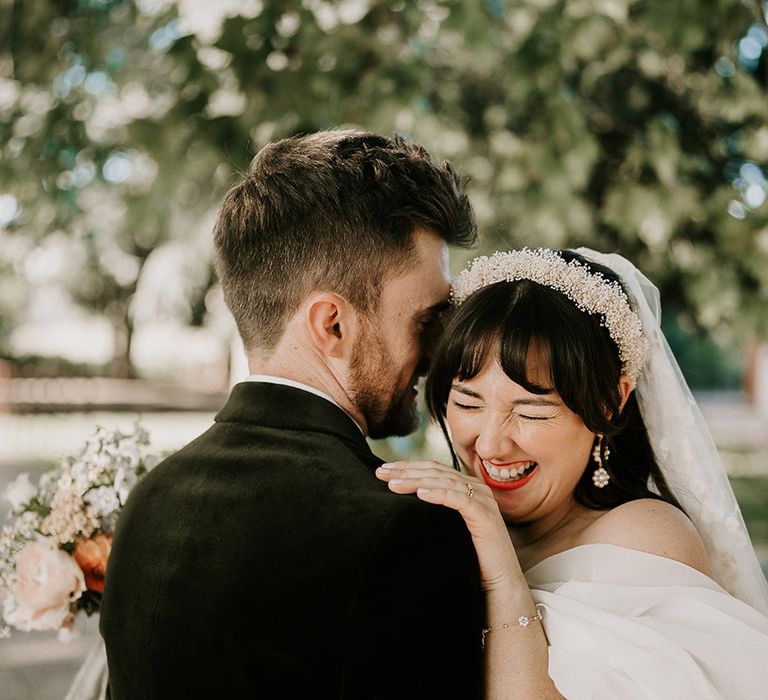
[474,414,515,460]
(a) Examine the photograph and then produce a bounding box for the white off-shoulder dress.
[525,543,768,699]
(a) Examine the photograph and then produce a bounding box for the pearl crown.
[451,248,649,380]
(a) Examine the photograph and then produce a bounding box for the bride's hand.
[376,461,520,591]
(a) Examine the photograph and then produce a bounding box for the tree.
[1,0,766,375]
[424,0,768,347]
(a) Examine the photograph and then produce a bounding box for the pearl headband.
[451,248,649,380]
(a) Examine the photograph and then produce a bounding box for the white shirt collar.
[245,374,365,435]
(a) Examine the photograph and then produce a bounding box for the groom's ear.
[305,292,357,359]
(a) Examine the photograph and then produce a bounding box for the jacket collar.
[215,381,380,464]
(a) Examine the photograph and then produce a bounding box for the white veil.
[575,247,768,615]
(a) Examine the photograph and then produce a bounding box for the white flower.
[37,471,58,501]
[143,453,162,470]
[17,512,41,538]
[70,461,91,491]
[57,621,79,642]
[4,473,37,511]
[97,452,114,470]
[117,438,142,468]
[113,467,137,505]
[2,594,16,624]
[84,486,120,518]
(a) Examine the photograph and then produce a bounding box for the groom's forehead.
[381,233,450,295]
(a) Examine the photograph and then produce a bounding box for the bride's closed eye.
[450,402,553,422]
[451,400,482,411]
[513,412,554,421]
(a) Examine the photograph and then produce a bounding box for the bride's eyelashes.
[449,400,554,421]
[514,413,554,422]
[450,400,482,411]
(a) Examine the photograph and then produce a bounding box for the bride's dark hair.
[426,249,681,511]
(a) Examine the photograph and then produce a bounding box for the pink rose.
[5,540,86,632]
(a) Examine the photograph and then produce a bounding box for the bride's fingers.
[385,476,495,517]
[415,485,479,509]
[376,462,488,493]
[376,463,480,484]
[378,460,456,477]
[386,474,477,496]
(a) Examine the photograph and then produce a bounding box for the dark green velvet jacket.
[100,381,484,699]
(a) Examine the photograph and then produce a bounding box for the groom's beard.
[349,325,420,440]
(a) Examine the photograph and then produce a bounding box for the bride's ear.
[618,375,634,411]
[305,292,358,359]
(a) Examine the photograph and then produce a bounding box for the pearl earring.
[592,434,610,488]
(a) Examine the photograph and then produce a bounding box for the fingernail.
[417,488,431,496]
[389,479,403,486]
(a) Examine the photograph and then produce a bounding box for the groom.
[100,130,484,698]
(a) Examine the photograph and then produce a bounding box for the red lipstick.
[476,455,538,491]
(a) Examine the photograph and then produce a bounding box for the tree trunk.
[745,340,768,419]
[106,299,135,379]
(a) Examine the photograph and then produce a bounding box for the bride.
[376,248,768,698]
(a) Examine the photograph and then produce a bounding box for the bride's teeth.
[481,460,536,483]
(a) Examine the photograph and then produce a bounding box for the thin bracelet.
[481,604,544,649]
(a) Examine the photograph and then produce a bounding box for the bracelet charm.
[482,605,544,648]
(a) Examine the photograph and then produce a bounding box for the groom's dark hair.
[213,129,476,353]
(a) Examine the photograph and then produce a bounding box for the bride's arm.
[376,461,564,700]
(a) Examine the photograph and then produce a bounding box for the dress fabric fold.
[525,543,768,700]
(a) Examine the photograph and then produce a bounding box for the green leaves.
[1,0,766,369]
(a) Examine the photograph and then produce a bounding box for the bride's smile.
[476,456,538,488]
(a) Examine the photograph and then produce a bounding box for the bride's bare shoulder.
[582,498,712,576]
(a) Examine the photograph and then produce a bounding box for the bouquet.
[0,424,162,640]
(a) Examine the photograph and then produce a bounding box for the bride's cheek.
[446,411,475,443]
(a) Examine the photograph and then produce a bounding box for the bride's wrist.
[482,568,531,599]
[480,553,527,589]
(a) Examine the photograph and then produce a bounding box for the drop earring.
[592,434,610,488]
